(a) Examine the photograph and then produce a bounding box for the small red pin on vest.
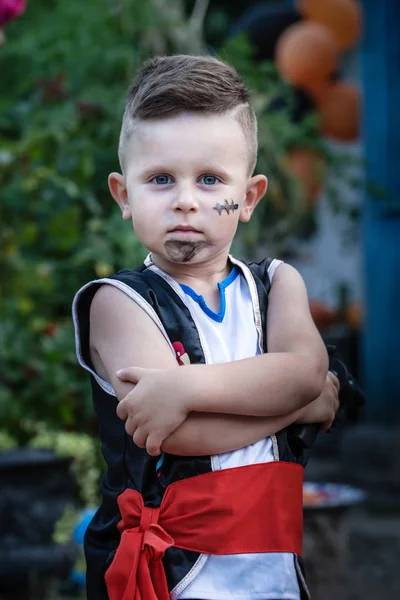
[172,341,190,365]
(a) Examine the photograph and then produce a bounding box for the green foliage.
[28,426,102,506]
[1,0,150,441]
[52,503,82,546]
[0,430,18,450]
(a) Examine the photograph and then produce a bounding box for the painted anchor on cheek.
[213,199,239,216]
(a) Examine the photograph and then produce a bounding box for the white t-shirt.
[149,260,300,600]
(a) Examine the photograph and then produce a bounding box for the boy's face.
[109,113,267,270]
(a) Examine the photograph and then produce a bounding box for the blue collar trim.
[180,266,239,322]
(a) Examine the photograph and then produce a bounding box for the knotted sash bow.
[105,461,304,600]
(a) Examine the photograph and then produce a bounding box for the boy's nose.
[172,187,199,212]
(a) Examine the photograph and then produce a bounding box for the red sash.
[105,461,303,600]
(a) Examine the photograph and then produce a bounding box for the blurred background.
[0,0,399,599]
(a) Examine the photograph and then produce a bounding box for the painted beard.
[164,240,208,263]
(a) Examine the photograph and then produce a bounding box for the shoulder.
[74,263,158,319]
[88,271,160,337]
[90,282,143,318]
[72,268,144,329]
[72,265,164,349]
[245,256,305,287]
[241,257,285,281]
[89,278,175,373]
[268,263,307,293]
[244,257,274,279]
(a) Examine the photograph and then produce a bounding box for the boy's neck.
[150,251,232,288]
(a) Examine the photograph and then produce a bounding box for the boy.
[73,55,339,600]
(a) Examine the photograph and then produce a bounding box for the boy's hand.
[296,371,340,432]
[115,367,190,456]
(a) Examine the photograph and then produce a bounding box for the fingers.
[328,372,340,413]
[116,366,160,382]
[328,370,340,392]
[116,366,143,383]
[319,421,331,434]
[320,374,340,433]
[133,428,147,449]
[132,429,162,455]
[125,422,161,454]
[124,415,138,437]
[116,399,129,421]
[123,416,158,453]
[146,432,162,457]
[117,406,160,454]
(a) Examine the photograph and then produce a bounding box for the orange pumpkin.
[309,300,338,329]
[302,77,332,104]
[318,81,360,141]
[275,21,339,90]
[297,0,362,51]
[346,301,363,330]
[285,147,326,206]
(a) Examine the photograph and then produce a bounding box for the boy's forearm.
[162,408,304,456]
[162,369,336,456]
[185,351,327,418]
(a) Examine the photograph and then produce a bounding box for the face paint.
[213,199,239,216]
[165,240,208,263]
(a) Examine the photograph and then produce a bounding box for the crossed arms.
[89,263,338,456]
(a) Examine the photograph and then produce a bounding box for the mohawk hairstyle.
[118,55,258,174]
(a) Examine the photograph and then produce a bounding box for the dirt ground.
[303,423,400,600]
[347,509,400,600]
[303,507,400,600]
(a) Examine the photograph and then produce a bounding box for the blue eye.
[152,174,172,185]
[200,175,219,186]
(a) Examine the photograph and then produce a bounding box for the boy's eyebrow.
[137,166,173,177]
[136,164,234,179]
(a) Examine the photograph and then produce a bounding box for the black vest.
[74,258,310,600]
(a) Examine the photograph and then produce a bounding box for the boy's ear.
[108,172,132,220]
[239,175,268,223]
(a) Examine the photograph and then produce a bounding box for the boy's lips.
[169,225,202,233]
